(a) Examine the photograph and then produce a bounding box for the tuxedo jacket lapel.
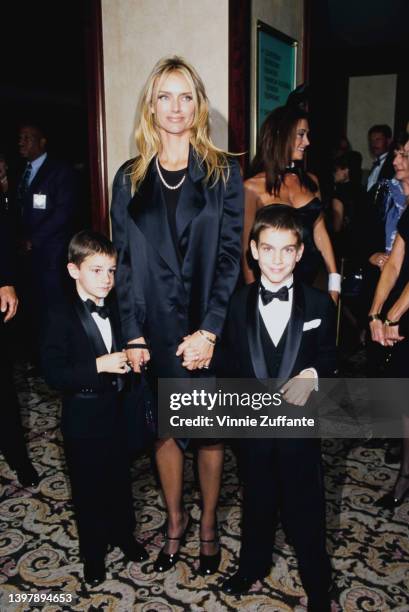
[128,162,182,281]
[74,298,127,391]
[246,283,269,379]
[277,281,305,384]
[73,299,109,358]
[107,300,126,391]
[108,300,120,353]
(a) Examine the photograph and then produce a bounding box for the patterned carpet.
[0,367,408,612]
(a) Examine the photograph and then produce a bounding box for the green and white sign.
[257,21,297,133]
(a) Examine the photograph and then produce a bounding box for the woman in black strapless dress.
[243,105,340,300]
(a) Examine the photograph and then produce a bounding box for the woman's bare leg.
[198,443,224,554]
[155,438,188,554]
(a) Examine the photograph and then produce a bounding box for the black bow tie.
[85,299,110,319]
[260,284,292,305]
[371,158,381,169]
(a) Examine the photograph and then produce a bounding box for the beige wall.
[101,0,229,191]
[101,1,304,188]
[347,74,397,170]
[250,0,304,153]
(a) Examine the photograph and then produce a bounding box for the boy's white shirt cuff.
[328,273,341,293]
[299,367,319,391]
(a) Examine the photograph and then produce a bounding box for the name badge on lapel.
[33,194,47,209]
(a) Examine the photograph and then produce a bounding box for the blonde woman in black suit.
[111,56,244,574]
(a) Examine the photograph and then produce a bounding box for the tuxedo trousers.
[63,425,135,561]
[238,437,331,599]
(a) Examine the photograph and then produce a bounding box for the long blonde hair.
[130,56,230,190]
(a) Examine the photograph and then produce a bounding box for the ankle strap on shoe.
[200,538,218,543]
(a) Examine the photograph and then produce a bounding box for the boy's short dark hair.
[250,204,303,247]
[68,230,117,266]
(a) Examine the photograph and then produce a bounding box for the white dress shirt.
[367,152,388,192]
[28,152,47,186]
[78,290,112,353]
[259,275,293,346]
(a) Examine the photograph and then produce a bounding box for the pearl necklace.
[155,156,186,190]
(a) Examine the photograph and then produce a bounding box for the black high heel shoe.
[153,514,191,572]
[375,472,409,509]
[199,536,221,575]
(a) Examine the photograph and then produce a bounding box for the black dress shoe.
[199,538,221,575]
[153,515,191,573]
[16,463,40,488]
[306,578,335,612]
[375,472,409,509]
[221,572,255,595]
[307,597,331,612]
[117,539,148,562]
[83,558,106,586]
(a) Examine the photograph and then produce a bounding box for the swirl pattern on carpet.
[0,369,408,611]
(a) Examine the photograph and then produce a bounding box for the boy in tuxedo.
[221,206,336,612]
[41,231,147,586]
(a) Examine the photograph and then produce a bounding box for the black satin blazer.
[111,148,244,377]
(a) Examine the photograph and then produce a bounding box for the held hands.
[369,318,385,345]
[126,337,151,373]
[176,330,215,370]
[0,285,18,322]
[96,350,129,374]
[384,323,404,346]
[280,370,316,406]
[370,317,404,347]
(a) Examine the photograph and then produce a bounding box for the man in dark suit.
[17,123,79,361]
[366,124,394,192]
[0,209,39,487]
[221,206,337,612]
[41,231,147,586]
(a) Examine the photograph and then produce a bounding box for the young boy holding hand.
[42,231,147,586]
